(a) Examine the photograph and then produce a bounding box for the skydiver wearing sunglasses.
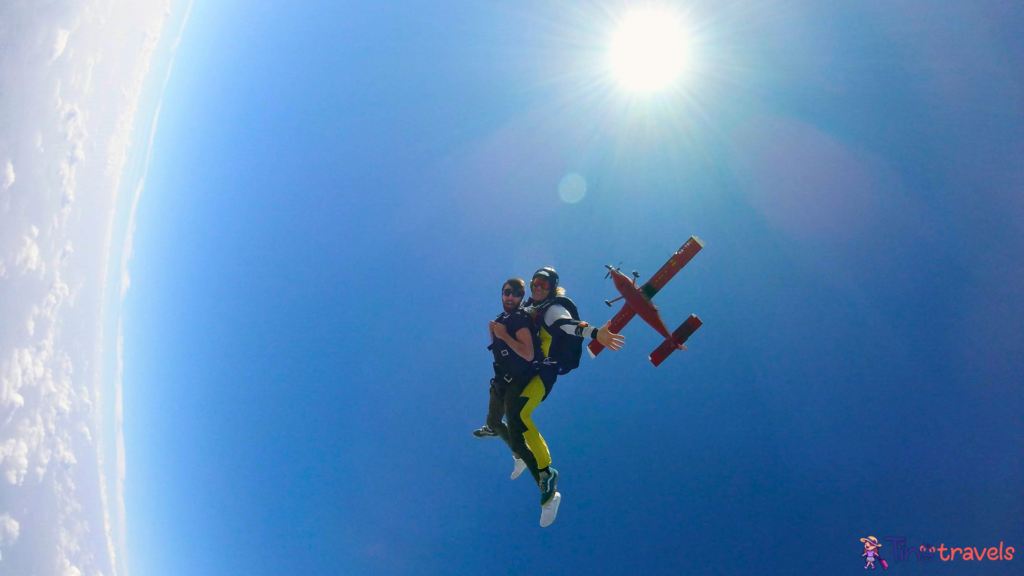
[473,279,537,465]
[473,279,559,521]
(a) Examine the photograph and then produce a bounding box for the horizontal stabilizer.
[648,315,702,367]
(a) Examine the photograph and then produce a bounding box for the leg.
[517,377,551,470]
[505,375,551,485]
[539,366,557,401]
[504,379,540,484]
[485,382,512,449]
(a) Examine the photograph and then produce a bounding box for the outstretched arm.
[546,306,625,351]
[595,320,625,351]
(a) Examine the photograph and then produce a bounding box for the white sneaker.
[539,492,561,527]
[510,457,527,480]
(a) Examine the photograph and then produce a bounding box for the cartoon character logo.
[860,536,888,570]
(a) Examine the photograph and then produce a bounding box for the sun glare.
[609,8,688,92]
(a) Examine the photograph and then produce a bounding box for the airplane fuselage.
[609,269,673,340]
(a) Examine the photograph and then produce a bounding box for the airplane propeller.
[604,262,623,279]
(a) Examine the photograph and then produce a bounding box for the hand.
[596,320,625,351]
[490,322,509,341]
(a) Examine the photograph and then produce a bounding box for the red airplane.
[588,236,705,367]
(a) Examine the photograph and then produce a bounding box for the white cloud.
[0,513,19,546]
[51,29,72,63]
[14,229,44,276]
[0,437,29,485]
[1,161,13,189]
[60,559,83,576]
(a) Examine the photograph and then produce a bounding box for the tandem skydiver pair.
[474,268,625,527]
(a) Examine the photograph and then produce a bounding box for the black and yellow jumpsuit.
[520,295,601,471]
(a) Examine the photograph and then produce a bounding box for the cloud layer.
[0,1,173,575]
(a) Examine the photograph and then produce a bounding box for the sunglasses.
[502,288,525,297]
[531,278,551,291]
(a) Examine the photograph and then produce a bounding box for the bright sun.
[609,8,688,92]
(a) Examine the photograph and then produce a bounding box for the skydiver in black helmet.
[516,267,624,526]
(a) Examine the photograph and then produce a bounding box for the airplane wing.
[587,303,636,358]
[639,236,704,300]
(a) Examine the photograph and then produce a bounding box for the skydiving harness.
[487,310,535,386]
[526,296,585,376]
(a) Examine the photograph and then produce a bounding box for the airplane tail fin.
[648,315,702,367]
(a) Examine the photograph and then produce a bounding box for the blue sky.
[113,1,1021,575]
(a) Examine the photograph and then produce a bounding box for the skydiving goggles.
[531,278,551,291]
[502,288,525,297]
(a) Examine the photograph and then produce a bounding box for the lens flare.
[558,173,587,203]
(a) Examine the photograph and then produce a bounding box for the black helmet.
[531,267,559,299]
